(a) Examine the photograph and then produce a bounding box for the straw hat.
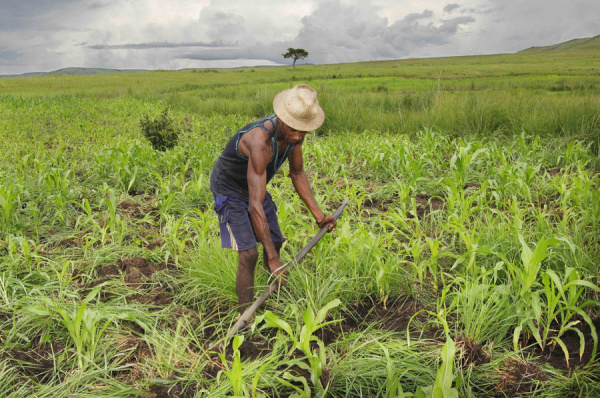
[273,84,325,131]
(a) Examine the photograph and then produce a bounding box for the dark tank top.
[210,114,296,202]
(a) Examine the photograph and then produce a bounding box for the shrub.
[139,108,179,151]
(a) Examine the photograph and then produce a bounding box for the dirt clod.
[495,358,546,397]
[456,336,490,366]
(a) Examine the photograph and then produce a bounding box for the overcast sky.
[1,0,598,74]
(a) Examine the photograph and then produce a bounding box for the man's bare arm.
[239,129,285,275]
[289,144,336,231]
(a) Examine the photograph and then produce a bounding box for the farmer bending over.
[210,84,336,313]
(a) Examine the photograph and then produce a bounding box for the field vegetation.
[1,48,599,397]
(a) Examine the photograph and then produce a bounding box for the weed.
[140,108,180,151]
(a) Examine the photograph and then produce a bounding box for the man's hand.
[317,214,336,232]
[268,256,288,287]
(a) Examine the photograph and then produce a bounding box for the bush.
[139,108,179,151]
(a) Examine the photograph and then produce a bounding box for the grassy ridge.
[520,35,600,53]
[1,50,600,396]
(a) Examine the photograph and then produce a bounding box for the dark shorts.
[213,192,284,251]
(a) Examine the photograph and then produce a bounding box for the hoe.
[211,200,349,351]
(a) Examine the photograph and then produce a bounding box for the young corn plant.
[16,283,139,370]
[498,234,572,353]
[4,234,45,270]
[77,198,110,245]
[403,234,428,286]
[40,167,72,224]
[100,187,126,244]
[408,314,462,398]
[0,179,23,237]
[162,214,193,266]
[260,299,342,396]
[48,259,75,299]
[449,142,488,188]
[414,337,462,398]
[218,335,246,397]
[446,222,493,276]
[536,267,600,365]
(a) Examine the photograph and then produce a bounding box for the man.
[210,84,336,312]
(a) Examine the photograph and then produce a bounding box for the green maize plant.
[218,334,247,396]
[500,234,579,354]
[261,299,342,395]
[534,267,600,365]
[277,372,312,398]
[47,259,74,300]
[446,222,493,276]
[407,314,462,398]
[449,142,488,189]
[4,234,44,270]
[414,338,462,398]
[75,198,108,246]
[403,234,428,286]
[509,234,562,298]
[95,141,149,194]
[40,167,72,224]
[162,214,193,266]
[100,187,126,244]
[16,283,138,370]
[0,179,23,237]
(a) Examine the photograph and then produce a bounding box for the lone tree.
[283,48,309,69]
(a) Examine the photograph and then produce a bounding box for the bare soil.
[2,339,65,383]
[531,317,600,371]
[411,195,445,218]
[75,257,173,304]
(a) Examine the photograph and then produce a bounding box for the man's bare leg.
[237,247,259,312]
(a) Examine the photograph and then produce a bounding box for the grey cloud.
[199,8,247,43]
[404,10,434,22]
[0,47,21,65]
[461,8,494,15]
[444,3,461,13]
[88,41,234,50]
[1,0,75,17]
[439,16,476,34]
[179,49,256,61]
[0,0,102,31]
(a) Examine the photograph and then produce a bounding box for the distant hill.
[1,67,147,78]
[519,35,600,53]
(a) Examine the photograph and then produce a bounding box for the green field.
[1,49,599,397]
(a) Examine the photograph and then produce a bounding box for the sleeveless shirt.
[210,114,296,202]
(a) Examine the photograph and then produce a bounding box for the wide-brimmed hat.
[273,84,325,132]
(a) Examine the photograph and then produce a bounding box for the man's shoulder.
[238,127,273,158]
